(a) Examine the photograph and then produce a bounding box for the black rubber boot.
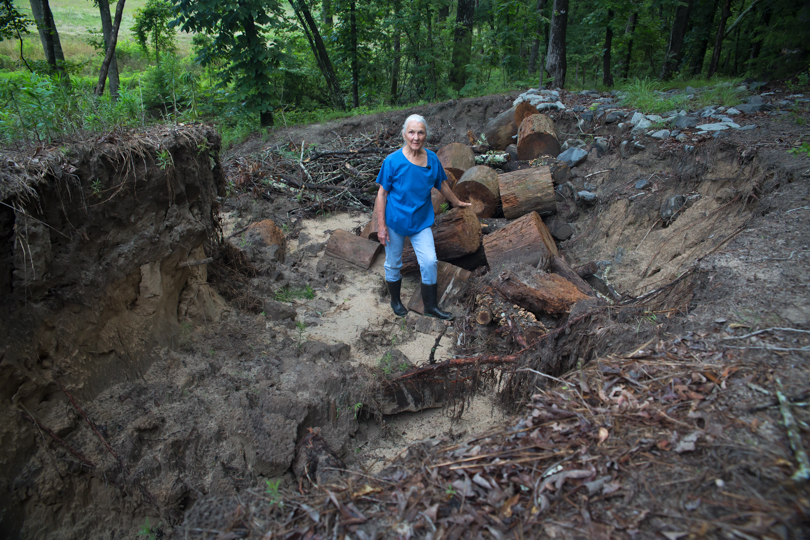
[421,283,453,320]
[386,279,408,317]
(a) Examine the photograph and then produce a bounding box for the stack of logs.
[325,104,598,341]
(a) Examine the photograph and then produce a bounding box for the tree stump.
[498,166,556,219]
[401,207,481,274]
[454,165,500,218]
[482,211,557,271]
[483,106,517,150]
[517,114,560,160]
[325,230,384,269]
[407,261,471,314]
[437,143,475,179]
[515,101,540,126]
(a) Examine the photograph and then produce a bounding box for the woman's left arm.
[439,182,472,208]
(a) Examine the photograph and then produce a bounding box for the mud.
[1,91,809,539]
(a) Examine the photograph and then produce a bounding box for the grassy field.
[0,0,192,75]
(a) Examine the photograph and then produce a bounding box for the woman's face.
[403,121,426,152]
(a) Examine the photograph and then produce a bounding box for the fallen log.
[550,256,595,297]
[325,230,384,269]
[454,165,500,218]
[401,207,481,274]
[482,211,557,271]
[360,204,381,242]
[516,114,561,160]
[483,107,517,150]
[515,101,540,126]
[492,271,587,316]
[574,261,598,278]
[407,261,471,314]
[437,143,475,179]
[499,166,556,219]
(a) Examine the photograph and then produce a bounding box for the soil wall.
[0,126,224,537]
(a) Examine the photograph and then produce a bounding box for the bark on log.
[455,165,500,218]
[437,143,475,175]
[499,166,557,219]
[407,261,471,314]
[493,271,587,316]
[443,168,459,190]
[517,114,561,160]
[325,229,384,269]
[483,211,557,271]
[574,261,598,278]
[483,106,517,150]
[401,207,481,274]
[515,101,540,126]
[361,204,380,241]
[475,284,547,341]
[550,256,595,297]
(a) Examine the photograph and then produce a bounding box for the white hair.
[402,114,430,137]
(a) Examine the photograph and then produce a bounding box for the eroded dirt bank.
[1,90,809,539]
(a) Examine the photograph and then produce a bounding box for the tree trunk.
[545,0,568,88]
[244,14,274,126]
[437,142,476,177]
[325,230,384,269]
[707,0,731,77]
[527,0,547,75]
[516,113,560,161]
[748,3,771,63]
[449,0,475,91]
[406,261,471,314]
[322,0,333,29]
[498,168,557,219]
[291,0,346,111]
[389,0,401,105]
[602,9,614,87]
[483,106,518,150]
[97,0,120,100]
[491,271,587,316]
[95,0,125,96]
[401,207,481,274]
[660,0,695,80]
[622,11,638,80]
[689,0,721,76]
[29,0,65,66]
[550,256,595,297]
[455,166,501,218]
[515,101,540,126]
[349,0,359,108]
[482,211,557,271]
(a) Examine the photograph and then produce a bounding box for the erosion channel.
[1,91,809,539]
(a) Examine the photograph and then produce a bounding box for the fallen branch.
[776,378,810,483]
[428,326,448,365]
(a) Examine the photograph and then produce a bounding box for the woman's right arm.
[376,185,389,245]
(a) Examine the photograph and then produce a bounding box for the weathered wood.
[325,229,384,269]
[475,284,548,340]
[483,211,558,271]
[483,106,517,150]
[437,143,475,175]
[401,207,481,274]
[454,165,500,218]
[360,204,380,242]
[515,101,540,126]
[498,166,556,219]
[550,256,595,297]
[574,260,598,278]
[443,168,459,190]
[517,114,560,160]
[407,261,471,314]
[492,271,587,316]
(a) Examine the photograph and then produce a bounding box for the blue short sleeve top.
[376,149,447,236]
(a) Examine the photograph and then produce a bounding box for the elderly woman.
[375,114,471,320]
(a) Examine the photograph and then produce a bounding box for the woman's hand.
[378,226,388,246]
[439,183,472,209]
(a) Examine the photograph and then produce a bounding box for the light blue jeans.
[384,227,438,285]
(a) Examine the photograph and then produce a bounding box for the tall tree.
[660,0,695,80]
[527,0,547,75]
[687,0,721,76]
[545,0,568,88]
[449,0,474,91]
[28,0,64,67]
[389,0,401,104]
[602,8,614,87]
[290,0,346,111]
[349,0,358,107]
[621,9,638,80]
[97,0,120,100]
[707,0,731,77]
[95,0,125,96]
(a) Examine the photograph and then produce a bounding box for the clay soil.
[4,91,810,539]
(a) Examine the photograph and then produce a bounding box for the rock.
[651,129,670,140]
[635,178,649,189]
[696,123,731,131]
[630,112,646,125]
[578,191,597,204]
[685,86,697,95]
[555,182,577,203]
[505,144,518,162]
[684,145,695,153]
[572,105,585,112]
[301,341,351,362]
[263,299,297,321]
[748,95,765,105]
[620,140,630,158]
[672,116,699,129]
[671,130,680,137]
[712,131,727,139]
[594,137,609,154]
[557,147,588,168]
[676,133,689,142]
[738,124,757,131]
[617,122,629,131]
[605,110,623,123]
[550,222,574,241]
[632,118,652,132]
[726,107,740,115]
[564,138,587,149]
[661,195,686,221]
[581,111,594,122]
[646,114,664,123]
[700,107,716,118]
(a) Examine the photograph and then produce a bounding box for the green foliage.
[378,351,408,379]
[0,0,31,41]
[274,285,315,302]
[788,142,810,158]
[264,479,284,508]
[132,0,177,62]
[618,78,690,114]
[136,518,161,540]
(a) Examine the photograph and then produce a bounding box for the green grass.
[273,285,315,303]
[618,77,748,114]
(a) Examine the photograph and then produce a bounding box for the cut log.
[443,168,459,190]
[401,207,481,274]
[360,203,382,242]
[475,284,548,340]
[454,165,500,218]
[514,101,540,126]
[574,261,598,278]
[483,106,517,150]
[437,143,475,176]
[498,166,556,219]
[516,114,561,160]
[407,261,471,314]
[483,211,557,271]
[550,256,595,297]
[492,271,587,316]
[325,230,384,269]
